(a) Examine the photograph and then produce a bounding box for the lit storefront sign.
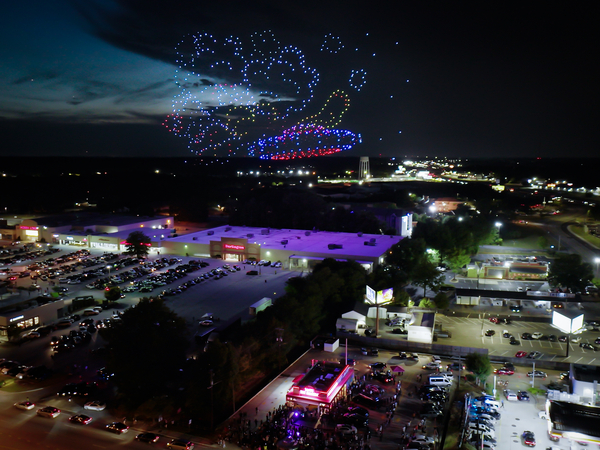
[19,226,39,230]
[10,315,24,323]
[224,244,245,251]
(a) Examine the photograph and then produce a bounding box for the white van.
[429,376,452,387]
[504,389,518,401]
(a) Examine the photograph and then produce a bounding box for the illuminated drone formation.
[164,31,368,159]
[250,124,361,160]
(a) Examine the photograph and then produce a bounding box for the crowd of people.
[221,368,439,450]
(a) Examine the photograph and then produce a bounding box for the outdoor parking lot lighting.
[495,222,502,228]
[595,257,600,276]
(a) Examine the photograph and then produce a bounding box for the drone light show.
[163,31,367,159]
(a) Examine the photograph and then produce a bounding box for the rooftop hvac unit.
[370,238,376,243]
[305,231,311,236]
[281,239,288,245]
[357,232,363,237]
[225,226,232,231]
[247,233,254,238]
[207,231,214,236]
[192,237,197,241]
[261,229,270,235]
[328,244,343,250]
[364,241,376,246]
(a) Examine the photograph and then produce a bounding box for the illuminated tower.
[359,157,370,180]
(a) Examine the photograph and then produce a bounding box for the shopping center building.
[2,214,408,272]
[1,214,174,252]
[161,225,405,272]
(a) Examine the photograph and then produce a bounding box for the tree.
[547,253,594,293]
[465,353,493,386]
[411,258,444,297]
[445,250,471,273]
[418,298,435,309]
[104,286,122,302]
[391,290,411,306]
[100,298,189,406]
[433,292,450,310]
[124,231,151,259]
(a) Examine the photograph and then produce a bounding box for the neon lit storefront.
[210,238,261,262]
[286,360,354,416]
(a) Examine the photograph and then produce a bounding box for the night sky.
[0,1,598,158]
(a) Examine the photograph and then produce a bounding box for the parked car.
[106,422,129,433]
[522,431,536,447]
[495,367,514,375]
[14,401,36,410]
[517,391,530,401]
[136,433,161,443]
[167,439,195,450]
[527,370,547,378]
[69,414,93,425]
[37,406,60,418]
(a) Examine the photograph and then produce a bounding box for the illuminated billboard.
[365,285,376,304]
[377,288,394,304]
[552,311,584,334]
[364,286,393,304]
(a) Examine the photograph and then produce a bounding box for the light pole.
[595,257,600,278]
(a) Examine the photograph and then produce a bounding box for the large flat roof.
[166,225,403,258]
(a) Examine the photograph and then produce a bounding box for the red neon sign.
[19,226,39,230]
[224,243,245,250]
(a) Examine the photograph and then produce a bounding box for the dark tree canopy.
[124,230,151,259]
[465,352,492,385]
[548,253,594,293]
[100,298,189,405]
[104,286,122,301]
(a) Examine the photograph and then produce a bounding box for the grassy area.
[569,224,600,249]
[0,373,68,393]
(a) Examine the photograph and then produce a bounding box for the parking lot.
[439,314,600,365]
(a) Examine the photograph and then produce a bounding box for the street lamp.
[595,257,600,277]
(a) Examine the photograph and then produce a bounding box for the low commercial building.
[161,225,403,272]
[3,214,173,252]
[0,296,72,341]
[286,360,354,416]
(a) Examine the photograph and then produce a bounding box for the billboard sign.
[552,311,585,334]
[377,288,394,304]
[365,285,376,304]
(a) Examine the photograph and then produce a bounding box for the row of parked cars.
[1,245,61,268]
[0,358,53,380]
[14,401,194,448]
[243,259,282,267]
[466,395,502,449]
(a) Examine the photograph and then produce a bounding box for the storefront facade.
[0,298,71,341]
[286,361,354,416]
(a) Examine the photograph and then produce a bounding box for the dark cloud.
[12,71,61,85]
[113,79,174,105]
